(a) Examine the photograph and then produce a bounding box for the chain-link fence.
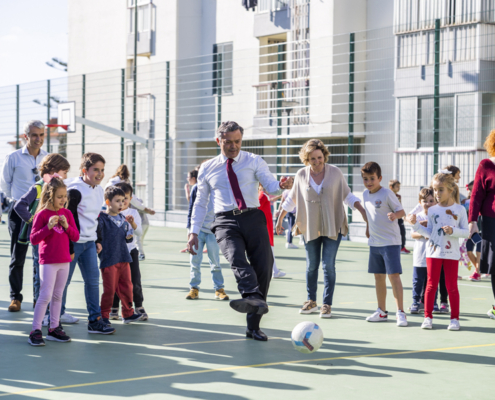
[1,16,494,230]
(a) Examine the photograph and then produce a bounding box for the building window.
[399,98,417,148]
[212,42,233,95]
[418,96,454,148]
[482,93,495,143]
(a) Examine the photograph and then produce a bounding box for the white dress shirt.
[190,151,282,235]
[0,146,48,200]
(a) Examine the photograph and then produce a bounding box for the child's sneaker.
[440,303,450,314]
[28,329,45,346]
[102,318,112,327]
[41,315,49,327]
[400,247,411,254]
[396,311,408,327]
[487,306,495,319]
[469,272,481,282]
[419,302,425,311]
[286,243,299,249]
[447,319,460,331]
[273,270,287,278]
[409,303,420,314]
[366,308,388,322]
[136,307,148,321]
[122,313,141,324]
[60,313,79,324]
[299,300,318,314]
[88,317,116,334]
[421,317,433,329]
[46,325,71,342]
[109,308,120,320]
[432,303,441,314]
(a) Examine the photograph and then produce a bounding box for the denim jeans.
[412,266,439,304]
[189,231,224,290]
[59,241,101,321]
[304,234,342,306]
[32,244,40,303]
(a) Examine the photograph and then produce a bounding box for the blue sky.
[0,0,68,87]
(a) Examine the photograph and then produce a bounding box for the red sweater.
[258,191,274,246]
[469,159,495,222]
[30,208,79,265]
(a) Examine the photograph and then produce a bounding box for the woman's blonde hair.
[36,177,67,213]
[484,129,495,157]
[298,139,330,166]
[431,172,460,204]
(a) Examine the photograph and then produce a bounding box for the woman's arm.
[275,209,288,235]
[469,161,487,223]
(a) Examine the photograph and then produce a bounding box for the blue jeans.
[412,266,439,304]
[304,234,342,306]
[189,231,224,290]
[60,241,101,321]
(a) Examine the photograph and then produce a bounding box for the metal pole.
[82,74,86,155]
[16,85,19,149]
[216,52,222,156]
[47,80,50,153]
[348,32,355,224]
[433,19,440,173]
[276,43,284,177]
[132,1,138,189]
[121,68,125,164]
[165,61,170,211]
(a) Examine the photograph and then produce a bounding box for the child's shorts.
[368,245,402,275]
[466,239,481,253]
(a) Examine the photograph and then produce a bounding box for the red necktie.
[226,158,247,210]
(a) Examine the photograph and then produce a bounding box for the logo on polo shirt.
[375,200,382,209]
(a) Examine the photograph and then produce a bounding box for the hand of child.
[419,220,428,227]
[70,253,75,261]
[126,234,133,240]
[125,215,134,224]
[406,214,417,225]
[145,208,156,215]
[48,215,60,229]
[442,226,453,235]
[96,243,102,254]
[59,215,68,229]
[387,212,397,222]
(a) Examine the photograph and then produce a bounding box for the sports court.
[0,225,493,399]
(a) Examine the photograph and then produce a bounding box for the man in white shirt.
[0,120,47,312]
[187,121,293,341]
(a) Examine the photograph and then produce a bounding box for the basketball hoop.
[46,124,69,131]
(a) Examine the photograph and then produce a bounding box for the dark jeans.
[439,267,448,304]
[211,209,272,331]
[398,219,406,248]
[412,267,438,304]
[304,234,342,305]
[8,207,29,302]
[286,212,296,244]
[113,248,143,308]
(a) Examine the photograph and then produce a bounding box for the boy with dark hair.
[388,179,410,254]
[109,182,148,320]
[98,186,142,326]
[61,153,115,334]
[361,162,407,327]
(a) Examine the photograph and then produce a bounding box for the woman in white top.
[275,139,367,318]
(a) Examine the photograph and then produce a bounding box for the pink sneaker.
[469,272,481,282]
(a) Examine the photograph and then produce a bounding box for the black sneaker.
[136,307,148,321]
[102,317,112,327]
[88,317,116,334]
[28,329,45,346]
[46,325,71,342]
[122,313,141,324]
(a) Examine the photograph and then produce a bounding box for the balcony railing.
[257,0,290,13]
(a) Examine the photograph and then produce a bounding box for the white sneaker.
[41,315,49,327]
[396,311,408,327]
[60,313,79,324]
[273,270,286,278]
[366,308,388,322]
[421,317,433,329]
[447,319,460,331]
[285,243,299,249]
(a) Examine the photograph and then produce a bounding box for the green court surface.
[0,224,493,399]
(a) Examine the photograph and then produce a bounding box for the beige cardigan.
[290,164,350,242]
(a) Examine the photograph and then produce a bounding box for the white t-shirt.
[363,187,403,247]
[413,211,428,267]
[121,208,142,252]
[413,203,469,260]
[409,203,422,215]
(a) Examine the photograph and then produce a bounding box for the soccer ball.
[291,321,324,354]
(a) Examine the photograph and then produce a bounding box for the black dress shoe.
[246,329,268,341]
[230,298,269,315]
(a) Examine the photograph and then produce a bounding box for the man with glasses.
[1,120,48,312]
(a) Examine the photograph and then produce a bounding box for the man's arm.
[255,157,290,194]
[0,154,13,199]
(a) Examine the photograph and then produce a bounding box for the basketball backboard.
[57,101,76,133]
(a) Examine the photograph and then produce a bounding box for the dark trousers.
[439,267,448,304]
[286,212,296,244]
[113,248,143,308]
[211,209,272,331]
[8,206,30,302]
[398,219,406,248]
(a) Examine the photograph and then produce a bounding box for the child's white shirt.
[121,208,142,252]
[413,203,469,260]
[412,211,428,267]
[409,203,422,215]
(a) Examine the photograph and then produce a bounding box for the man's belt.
[216,208,258,217]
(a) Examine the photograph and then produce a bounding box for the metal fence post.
[121,68,125,164]
[348,33,355,224]
[16,85,19,149]
[47,79,50,152]
[433,19,440,173]
[82,74,86,155]
[165,61,170,211]
[217,52,222,156]
[276,43,284,177]
[132,1,138,189]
